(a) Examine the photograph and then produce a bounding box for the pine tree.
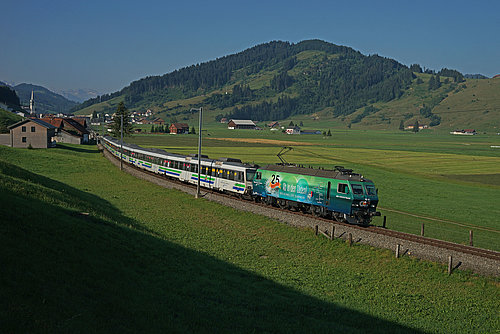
[399,120,405,131]
[327,129,332,136]
[191,126,196,134]
[289,121,294,127]
[428,76,436,90]
[111,102,133,137]
[413,120,419,133]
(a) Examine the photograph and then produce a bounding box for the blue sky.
[1,0,498,94]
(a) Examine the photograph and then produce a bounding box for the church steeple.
[29,90,35,114]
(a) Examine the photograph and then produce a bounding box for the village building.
[285,125,301,135]
[41,117,90,144]
[450,129,477,135]
[268,121,281,128]
[227,119,256,130]
[219,117,228,124]
[169,123,189,134]
[8,118,57,148]
[152,117,165,125]
[301,130,322,135]
[404,124,429,130]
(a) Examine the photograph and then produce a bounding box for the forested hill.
[73,40,415,120]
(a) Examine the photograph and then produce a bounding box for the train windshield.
[246,169,256,181]
[365,185,376,196]
[351,184,364,195]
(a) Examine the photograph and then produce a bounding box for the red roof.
[40,117,89,135]
[41,117,64,128]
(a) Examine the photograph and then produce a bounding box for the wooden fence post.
[421,223,425,237]
[395,244,400,258]
[348,233,352,247]
[315,225,318,236]
[383,216,387,228]
[448,255,453,275]
[469,230,473,247]
[330,225,335,240]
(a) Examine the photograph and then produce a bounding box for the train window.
[352,184,364,195]
[365,185,376,196]
[327,181,331,199]
[228,171,235,181]
[246,170,257,181]
[338,183,349,194]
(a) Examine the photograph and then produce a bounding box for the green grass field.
[0,144,498,333]
[125,128,500,251]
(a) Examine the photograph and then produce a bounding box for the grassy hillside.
[434,77,500,131]
[0,144,498,333]
[0,108,22,133]
[348,75,500,132]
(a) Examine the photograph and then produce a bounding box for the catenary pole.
[120,113,123,171]
[191,107,203,198]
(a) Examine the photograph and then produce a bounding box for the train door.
[333,182,352,214]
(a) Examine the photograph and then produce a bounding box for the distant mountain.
[465,74,488,79]
[14,83,77,114]
[59,88,100,103]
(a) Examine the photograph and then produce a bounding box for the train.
[102,136,380,225]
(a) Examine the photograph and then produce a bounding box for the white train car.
[101,136,257,196]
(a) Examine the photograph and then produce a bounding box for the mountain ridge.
[71,40,500,131]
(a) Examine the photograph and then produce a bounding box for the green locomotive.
[252,165,380,225]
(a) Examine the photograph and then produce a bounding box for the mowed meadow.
[0,142,499,333]
[129,127,500,251]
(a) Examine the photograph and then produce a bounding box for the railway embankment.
[102,147,499,277]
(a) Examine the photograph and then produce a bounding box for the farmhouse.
[169,123,189,134]
[404,124,428,130]
[301,130,322,135]
[152,118,165,125]
[268,121,280,128]
[227,119,256,130]
[285,125,301,135]
[450,129,477,135]
[41,117,90,144]
[8,118,56,148]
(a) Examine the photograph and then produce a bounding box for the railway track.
[249,199,500,262]
[101,147,500,275]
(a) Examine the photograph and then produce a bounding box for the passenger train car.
[102,136,258,196]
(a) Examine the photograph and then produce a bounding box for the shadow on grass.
[0,164,425,333]
[56,143,101,154]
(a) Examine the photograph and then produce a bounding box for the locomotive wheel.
[278,199,288,209]
[312,206,322,217]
